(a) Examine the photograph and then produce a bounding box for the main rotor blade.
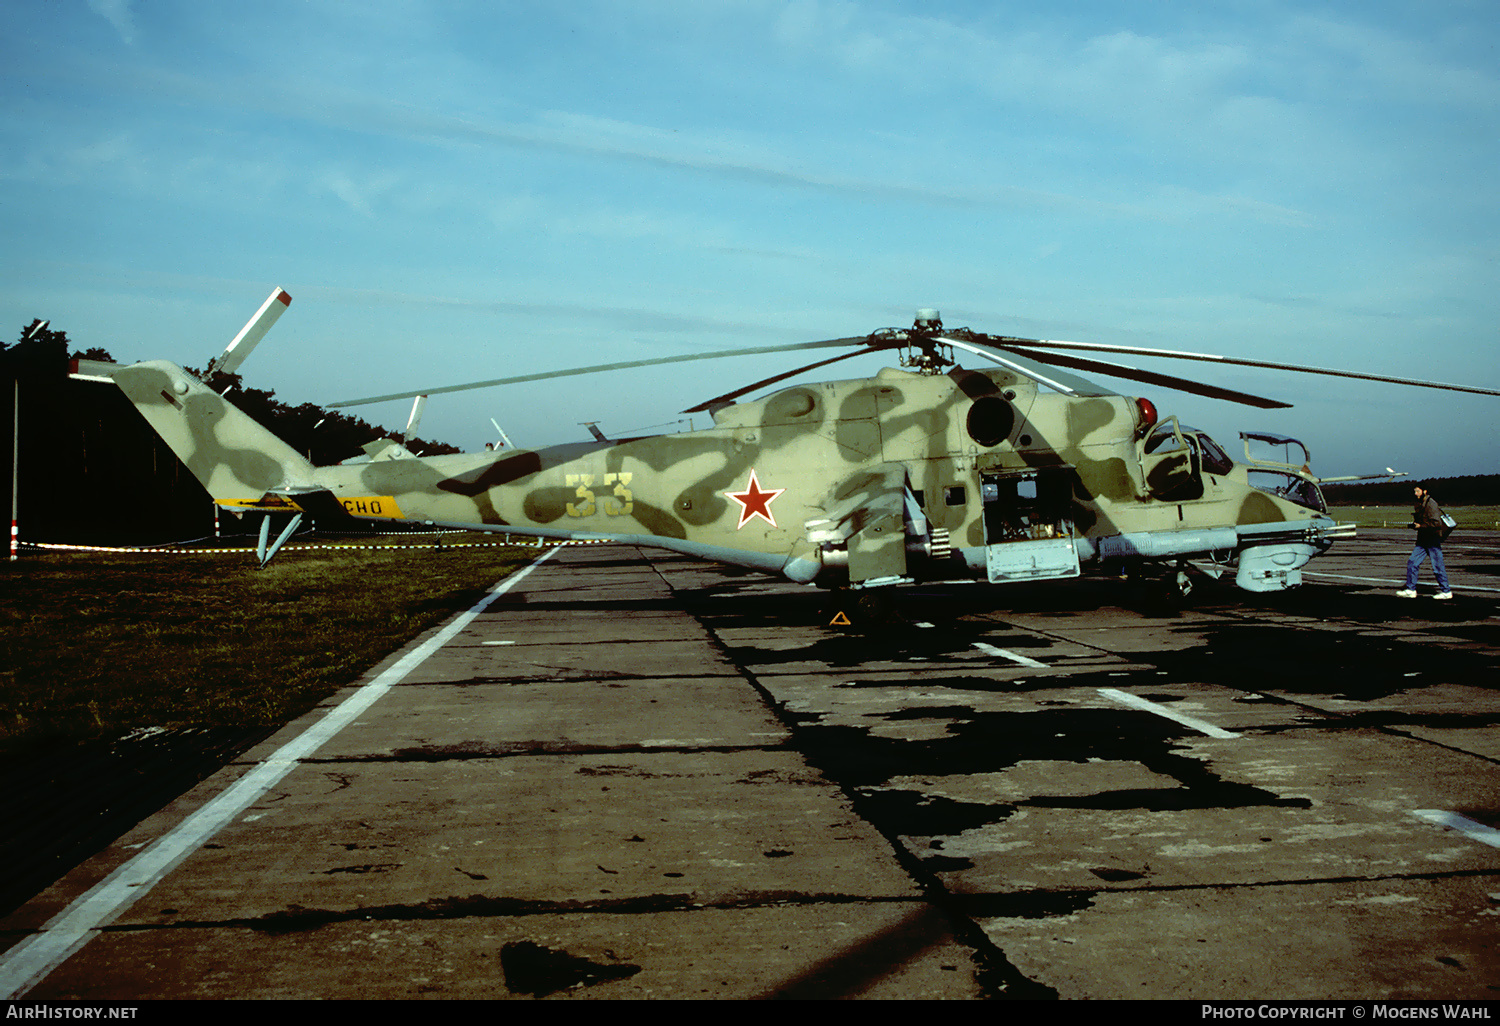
[938,337,1084,396]
[989,336,1500,399]
[681,342,902,413]
[990,344,1292,409]
[329,336,875,408]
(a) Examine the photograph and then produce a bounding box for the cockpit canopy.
[1143,423,1235,476]
[1241,431,1311,468]
[1239,431,1325,512]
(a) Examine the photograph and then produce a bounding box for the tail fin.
[107,360,318,502]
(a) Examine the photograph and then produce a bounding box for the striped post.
[9,379,17,562]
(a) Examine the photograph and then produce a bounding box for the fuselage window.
[1195,433,1234,476]
[1144,425,1184,455]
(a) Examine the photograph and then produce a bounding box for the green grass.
[0,542,541,756]
[1324,504,1500,530]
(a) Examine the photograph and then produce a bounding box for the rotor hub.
[892,308,955,374]
[900,341,951,374]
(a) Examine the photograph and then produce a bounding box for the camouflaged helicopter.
[72,294,1500,604]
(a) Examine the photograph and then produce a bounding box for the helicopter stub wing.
[804,464,941,588]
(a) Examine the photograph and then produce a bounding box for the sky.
[2,0,1497,479]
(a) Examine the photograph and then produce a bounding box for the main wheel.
[824,589,899,628]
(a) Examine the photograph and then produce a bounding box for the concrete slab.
[398,638,741,684]
[29,905,988,1000]
[313,679,790,757]
[9,535,1500,1001]
[3,544,988,1000]
[453,609,715,646]
[977,876,1500,1000]
[102,750,917,924]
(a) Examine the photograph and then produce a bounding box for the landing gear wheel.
[1153,567,1195,606]
[1126,564,1196,609]
[824,589,899,628]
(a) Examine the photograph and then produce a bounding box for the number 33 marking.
[566,473,633,517]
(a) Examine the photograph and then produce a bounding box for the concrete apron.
[2,544,985,1000]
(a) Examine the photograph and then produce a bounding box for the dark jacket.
[1413,495,1445,546]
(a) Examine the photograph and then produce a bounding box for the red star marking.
[725,469,785,529]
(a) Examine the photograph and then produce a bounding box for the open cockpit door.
[1142,417,1204,501]
[1240,431,1326,512]
[979,466,1081,583]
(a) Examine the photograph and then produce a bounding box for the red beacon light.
[1135,396,1158,434]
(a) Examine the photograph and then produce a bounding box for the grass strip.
[1325,504,1500,530]
[0,543,542,758]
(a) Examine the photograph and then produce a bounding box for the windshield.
[1249,469,1326,512]
[1196,432,1234,475]
[1242,431,1311,468]
[1145,425,1234,476]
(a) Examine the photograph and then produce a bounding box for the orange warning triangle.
[829,611,852,626]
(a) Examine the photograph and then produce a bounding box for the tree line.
[2,320,458,545]
[1322,475,1500,506]
[8,316,1492,546]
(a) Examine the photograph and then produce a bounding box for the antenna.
[490,418,513,449]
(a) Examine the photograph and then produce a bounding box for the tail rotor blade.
[205,287,292,378]
[402,395,428,443]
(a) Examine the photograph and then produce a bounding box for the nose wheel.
[824,589,900,628]
[1122,562,1197,607]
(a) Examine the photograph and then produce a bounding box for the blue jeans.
[1406,544,1449,591]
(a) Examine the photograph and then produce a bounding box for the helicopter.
[71,294,1500,605]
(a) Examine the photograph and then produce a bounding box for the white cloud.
[86,0,136,45]
[1289,13,1500,109]
[318,169,403,218]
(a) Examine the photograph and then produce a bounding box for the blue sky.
[3,1,1497,478]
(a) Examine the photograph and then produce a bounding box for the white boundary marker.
[21,538,604,556]
[1304,572,1500,594]
[1411,809,1500,849]
[972,641,1047,668]
[0,546,560,999]
[1098,688,1240,739]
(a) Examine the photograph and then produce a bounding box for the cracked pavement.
[3,532,1499,999]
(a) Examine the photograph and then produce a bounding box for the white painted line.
[1411,809,1500,848]
[0,546,560,999]
[482,640,516,646]
[1097,688,1240,739]
[1306,572,1500,594]
[973,642,1046,668]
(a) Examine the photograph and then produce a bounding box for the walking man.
[1397,484,1452,599]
